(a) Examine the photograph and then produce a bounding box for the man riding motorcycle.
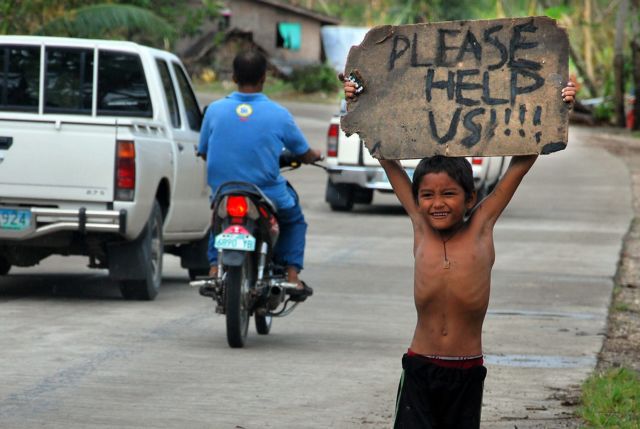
[198,50,321,300]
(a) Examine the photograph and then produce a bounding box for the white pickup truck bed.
[0,36,211,300]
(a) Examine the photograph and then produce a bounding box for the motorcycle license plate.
[0,208,32,231]
[214,232,256,251]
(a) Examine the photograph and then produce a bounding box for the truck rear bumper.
[0,207,126,240]
[327,166,396,191]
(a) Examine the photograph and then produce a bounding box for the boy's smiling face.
[417,172,476,231]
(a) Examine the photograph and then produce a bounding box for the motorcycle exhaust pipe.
[267,286,284,310]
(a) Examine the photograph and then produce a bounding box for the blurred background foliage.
[286,0,640,127]
[0,0,638,126]
[0,0,221,47]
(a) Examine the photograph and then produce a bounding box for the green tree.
[35,4,175,45]
[117,0,222,39]
[286,0,495,24]
[614,0,629,127]
[632,0,640,130]
[0,0,221,49]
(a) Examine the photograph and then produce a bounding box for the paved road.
[0,99,632,428]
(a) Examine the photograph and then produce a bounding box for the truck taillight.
[471,157,483,165]
[115,140,135,201]
[227,196,248,217]
[327,123,339,157]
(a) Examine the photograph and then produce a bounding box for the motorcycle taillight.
[227,196,248,217]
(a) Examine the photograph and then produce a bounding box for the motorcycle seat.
[214,181,278,214]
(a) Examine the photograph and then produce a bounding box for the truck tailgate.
[0,120,116,202]
[361,142,420,168]
[338,128,420,169]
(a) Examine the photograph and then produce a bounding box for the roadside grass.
[611,285,630,313]
[580,367,640,428]
[193,78,342,104]
[613,301,631,312]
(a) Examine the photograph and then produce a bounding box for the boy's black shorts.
[393,353,487,429]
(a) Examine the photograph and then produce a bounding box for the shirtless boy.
[343,77,576,428]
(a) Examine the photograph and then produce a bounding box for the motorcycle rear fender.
[222,250,248,267]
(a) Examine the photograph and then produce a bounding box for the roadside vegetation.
[287,0,640,130]
[2,0,639,129]
[581,368,640,428]
[193,63,341,104]
[581,134,640,427]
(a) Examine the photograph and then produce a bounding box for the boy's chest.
[414,238,493,311]
[414,235,494,272]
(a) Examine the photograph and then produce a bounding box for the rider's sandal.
[288,281,313,302]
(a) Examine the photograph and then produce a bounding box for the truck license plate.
[214,233,256,251]
[0,208,32,231]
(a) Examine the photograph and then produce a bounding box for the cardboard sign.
[341,16,570,159]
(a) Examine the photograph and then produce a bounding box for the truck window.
[0,45,40,112]
[172,62,202,131]
[156,59,180,128]
[98,51,152,117]
[44,47,93,115]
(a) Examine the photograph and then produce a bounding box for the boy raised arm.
[471,81,576,230]
[378,159,422,222]
[342,75,425,228]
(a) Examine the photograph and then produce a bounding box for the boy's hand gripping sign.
[341,17,570,159]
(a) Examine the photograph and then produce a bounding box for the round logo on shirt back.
[236,103,253,119]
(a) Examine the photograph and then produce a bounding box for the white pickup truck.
[325,101,507,211]
[0,36,211,300]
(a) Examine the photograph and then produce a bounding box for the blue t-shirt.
[198,92,310,209]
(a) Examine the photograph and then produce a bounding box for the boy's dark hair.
[233,50,267,86]
[411,156,475,202]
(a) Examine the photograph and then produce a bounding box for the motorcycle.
[190,151,323,348]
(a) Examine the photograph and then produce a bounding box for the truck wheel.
[325,179,354,212]
[120,201,164,300]
[180,234,211,280]
[354,188,374,205]
[0,255,10,275]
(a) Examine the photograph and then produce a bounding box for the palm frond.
[35,4,175,41]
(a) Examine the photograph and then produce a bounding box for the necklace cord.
[439,226,462,268]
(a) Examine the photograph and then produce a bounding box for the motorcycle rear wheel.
[225,260,252,348]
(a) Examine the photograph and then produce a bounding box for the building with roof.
[177,0,340,75]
